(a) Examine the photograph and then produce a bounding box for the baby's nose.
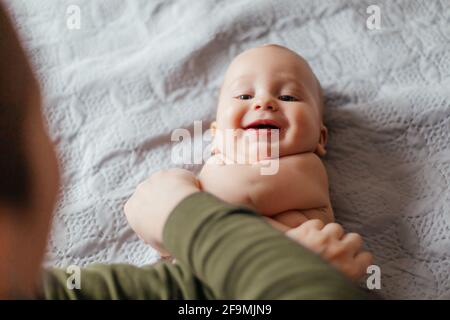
[253,101,277,111]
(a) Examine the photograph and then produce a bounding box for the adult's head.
[0,2,59,298]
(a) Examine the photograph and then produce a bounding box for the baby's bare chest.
[198,154,326,216]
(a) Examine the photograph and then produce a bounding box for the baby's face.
[212,45,327,160]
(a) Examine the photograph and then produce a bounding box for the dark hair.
[0,2,32,206]
[0,107,30,205]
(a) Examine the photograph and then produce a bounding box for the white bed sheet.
[6,0,450,299]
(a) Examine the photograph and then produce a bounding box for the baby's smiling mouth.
[243,119,281,130]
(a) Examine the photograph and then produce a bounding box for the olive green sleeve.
[41,262,213,299]
[163,192,367,299]
[42,192,367,300]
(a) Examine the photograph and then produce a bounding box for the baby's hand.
[286,219,373,281]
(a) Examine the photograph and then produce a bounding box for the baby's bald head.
[220,44,324,117]
[213,44,328,158]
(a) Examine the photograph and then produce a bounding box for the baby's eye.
[278,95,298,102]
[237,94,253,100]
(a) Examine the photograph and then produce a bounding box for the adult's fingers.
[286,219,326,240]
[353,251,374,279]
[355,251,373,268]
[265,217,290,233]
[299,219,326,231]
[341,232,363,254]
[272,210,308,228]
[321,223,345,239]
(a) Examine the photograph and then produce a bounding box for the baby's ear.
[315,124,328,157]
[210,121,219,155]
[210,121,217,137]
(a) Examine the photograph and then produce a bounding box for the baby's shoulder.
[205,153,225,165]
[280,153,328,183]
[281,152,324,168]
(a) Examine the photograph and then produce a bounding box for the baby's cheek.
[293,110,320,145]
[221,103,246,128]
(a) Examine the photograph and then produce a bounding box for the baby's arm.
[266,153,334,230]
[269,206,334,231]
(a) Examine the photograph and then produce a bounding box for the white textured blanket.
[6,0,450,299]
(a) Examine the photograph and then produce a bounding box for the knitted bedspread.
[7,0,450,299]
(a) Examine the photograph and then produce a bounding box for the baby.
[198,44,334,231]
[156,45,372,280]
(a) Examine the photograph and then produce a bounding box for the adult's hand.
[286,219,373,281]
[124,168,201,251]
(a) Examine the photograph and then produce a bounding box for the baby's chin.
[237,130,313,158]
[213,130,313,162]
[216,141,313,164]
[217,144,284,164]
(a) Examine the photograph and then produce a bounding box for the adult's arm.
[41,262,213,299]
[164,192,366,299]
[42,192,366,299]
